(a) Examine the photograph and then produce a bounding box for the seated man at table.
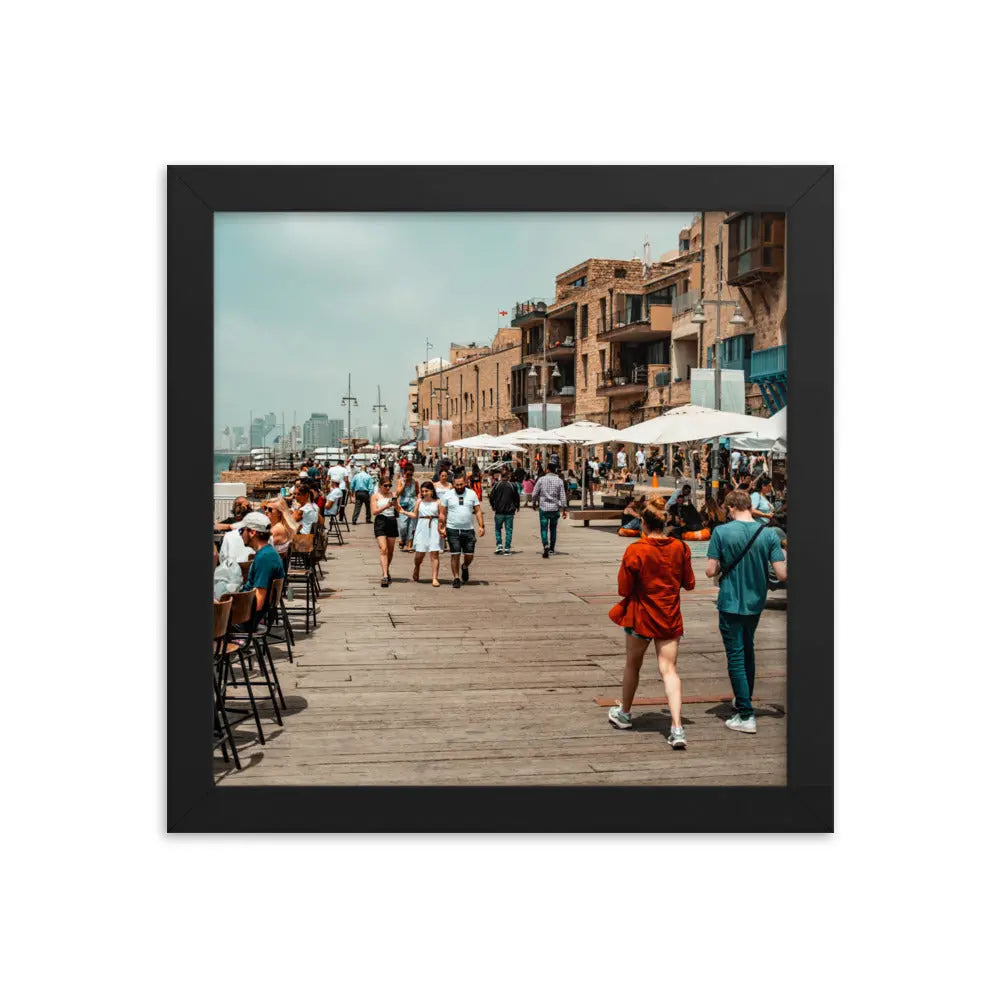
[232,511,285,613]
[215,496,251,530]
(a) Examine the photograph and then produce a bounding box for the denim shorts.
[624,626,654,642]
[445,528,477,554]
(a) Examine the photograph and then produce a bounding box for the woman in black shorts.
[372,477,401,587]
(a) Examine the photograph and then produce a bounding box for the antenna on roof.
[642,234,652,277]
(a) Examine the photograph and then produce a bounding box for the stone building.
[414,329,522,447]
[410,213,787,460]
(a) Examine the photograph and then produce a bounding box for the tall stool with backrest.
[213,598,240,769]
[222,589,282,742]
[285,533,318,632]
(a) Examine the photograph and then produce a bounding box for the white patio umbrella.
[613,404,771,499]
[495,427,567,446]
[730,406,787,459]
[614,404,768,445]
[551,420,622,509]
[447,434,525,453]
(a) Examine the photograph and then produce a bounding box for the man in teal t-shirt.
[705,489,787,733]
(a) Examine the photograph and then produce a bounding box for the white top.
[440,488,480,530]
[433,481,454,499]
[328,464,348,485]
[616,449,627,467]
[298,502,318,534]
[372,492,397,517]
[635,449,646,465]
[219,528,253,564]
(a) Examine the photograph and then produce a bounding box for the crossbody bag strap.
[720,522,768,579]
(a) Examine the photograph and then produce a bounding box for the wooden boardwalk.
[216,513,786,786]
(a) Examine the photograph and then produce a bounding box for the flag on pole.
[498,309,508,317]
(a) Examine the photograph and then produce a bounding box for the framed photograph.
[170,165,832,832]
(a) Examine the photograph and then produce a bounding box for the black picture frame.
[169,165,833,833]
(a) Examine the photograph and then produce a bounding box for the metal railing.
[598,366,647,389]
[596,310,649,334]
[513,298,550,320]
[749,344,787,379]
[671,289,699,316]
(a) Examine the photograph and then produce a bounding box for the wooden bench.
[568,509,622,528]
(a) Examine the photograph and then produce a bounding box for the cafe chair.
[213,598,240,769]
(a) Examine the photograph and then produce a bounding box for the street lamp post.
[372,384,387,452]
[692,223,746,498]
[341,373,358,444]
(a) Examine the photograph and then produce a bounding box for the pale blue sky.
[214,212,695,445]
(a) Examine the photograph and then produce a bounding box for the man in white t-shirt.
[328,462,348,488]
[437,470,485,589]
[616,447,627,470]
[635,447,646,483]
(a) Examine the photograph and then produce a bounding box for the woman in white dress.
[433,468,454,499]
[399,481,442,586]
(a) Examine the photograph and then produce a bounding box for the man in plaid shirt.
[532,460,568,557]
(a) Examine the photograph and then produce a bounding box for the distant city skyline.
[214,211,696,447]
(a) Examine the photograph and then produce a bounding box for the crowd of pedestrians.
[215,444,788,754]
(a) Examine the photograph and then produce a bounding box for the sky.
[214,211,695,447]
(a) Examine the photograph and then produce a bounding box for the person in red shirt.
[607,495,696,748]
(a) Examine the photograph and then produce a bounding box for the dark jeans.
[494,513,514,550]
[538,509,560,550]
[352,490,371,523]
[718,610,761,719]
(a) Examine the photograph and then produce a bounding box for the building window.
[489,388,494,407]
[570,275,587,288]
[580,303,588,338]
[599,349,606,374]
[583,353,589,387]
[679,238,690,252]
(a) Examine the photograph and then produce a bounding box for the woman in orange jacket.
[607,494,696,748]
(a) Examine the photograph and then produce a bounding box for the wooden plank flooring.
[216,515,786,786]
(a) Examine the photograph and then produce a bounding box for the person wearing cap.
[531,460,568,557]
[233,511,285,612]
[219,508,255,564]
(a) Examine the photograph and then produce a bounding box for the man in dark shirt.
[488,467,520,554]
[215,496,251,530]
[232,511,285,614]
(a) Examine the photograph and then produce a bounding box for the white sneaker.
[608,705,633,729]
[725,714,757,734]
[667,726,687,750]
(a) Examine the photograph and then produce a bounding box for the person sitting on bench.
[621,496,647,530]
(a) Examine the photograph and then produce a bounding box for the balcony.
[511,384,545,412]
[727,213,785,286]
[671,289,699,316]
[597,367,648,397]
[525,335,576,361]
[749,344,787,414]
[749,344,787,380]
[597,304,672,344]
[512,298,549,326]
